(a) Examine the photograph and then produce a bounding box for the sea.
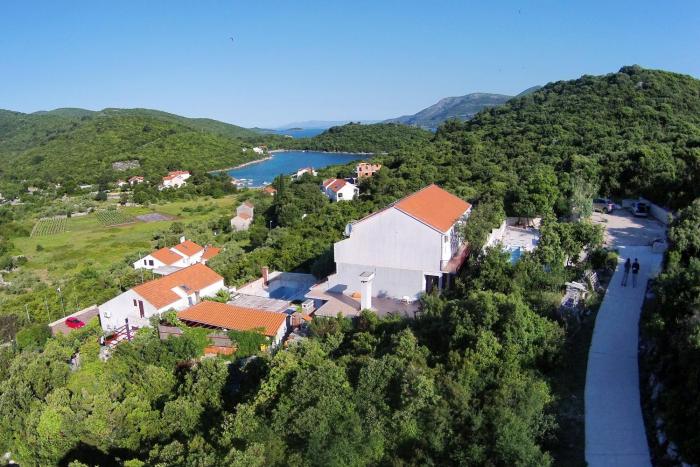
[228,151,365,187]
[270,128,326,138]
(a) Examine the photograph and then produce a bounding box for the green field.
[13,196,237,279]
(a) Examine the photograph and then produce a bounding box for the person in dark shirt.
[621,258,631,286]
[632,258,640,287]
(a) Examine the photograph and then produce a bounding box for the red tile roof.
[177,301,286,337]
[236,213,252,220]
[262,186,277,194]
[151,247,183,265]
[172,240,204,257]
[201,246,221,261]
[163,170,190,181]
[395,184,471,232]
[322,178,348,193]
[133,263,223,310]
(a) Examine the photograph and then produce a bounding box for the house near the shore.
[177,301,289,348]
[133,238,220,274]
[316,185,472,310]
[292,167,318,179]
[321,178,359,202]
[128,176,144,186]
[356,162,382,178]
[231,201,254,231]
[252,146,265,155]
[98,263,225,331]
[161,171,190,189]
[262,185,277,196]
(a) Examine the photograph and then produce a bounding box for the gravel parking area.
[591,210,666,248]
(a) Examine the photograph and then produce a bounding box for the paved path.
[585,245,663,466]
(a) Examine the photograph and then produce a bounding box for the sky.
[1,1,699,128]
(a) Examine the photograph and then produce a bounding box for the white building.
[98,263,225,331]
[356,162,382,178]
[116,179,128,188]
[292,167,318,179]
[128,176,144,186]
[321,178,359,202]
[230,201,254,231]
[252,146,265,155]
[325,184,472,303]
[133,238,219,273]
[161,171,190,189]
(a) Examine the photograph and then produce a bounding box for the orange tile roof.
[395,184,471,232]
[150,247,183,265]
[322,178,348,193]
[163,170,190,181]
[177,301,286,337]
[237,213,252,220]
[133,263,223,309]
[172,240,204,257]
[201,246,221,261]
[262,186,277,194]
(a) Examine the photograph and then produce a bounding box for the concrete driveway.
[585,210,665,466]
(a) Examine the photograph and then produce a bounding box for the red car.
[65,317,85,329]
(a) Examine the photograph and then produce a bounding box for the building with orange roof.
[262,185,277,196]
[178,301,289,347]
[321,178,359,202]
[160,170,190,189]
[98,263,225,332]
[321,184,472,307]
[133,237,215,273]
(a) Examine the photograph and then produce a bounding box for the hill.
[377,66,700,211]
[385,92,513,128]
[288,122,433,153]
[0,108,263,186]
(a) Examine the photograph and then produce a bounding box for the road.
[585,210,665,466]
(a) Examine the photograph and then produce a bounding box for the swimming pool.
[508,246,524,264]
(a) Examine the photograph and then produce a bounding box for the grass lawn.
[12,195,238,279]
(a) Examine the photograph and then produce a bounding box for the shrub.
[15,324,51,351]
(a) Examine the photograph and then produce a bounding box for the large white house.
[98,263,225,331]
[321,178,359,202]
[161,170,190,189]
[133,238,219,273]
[325,184,472,303]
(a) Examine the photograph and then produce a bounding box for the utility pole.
[24,304,31,323]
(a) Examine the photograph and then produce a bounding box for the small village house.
[252,146,265,155]
[128,175,144,186]
[133,238,219,273]
[292,167,318,179]
[230,201,254,231]
[116,179,128,188]
[321,178,359,202]
[161,170,190,189]
[356,162,382,178]
[177,301,289,348]
[262,185,277,196]
[321,184,471,306]
[98,263,225,331]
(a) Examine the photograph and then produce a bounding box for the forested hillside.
[0,108,262,188]
[287,122,433,153]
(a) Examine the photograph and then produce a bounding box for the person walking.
[632,258,640,288]
[621,258,631,286]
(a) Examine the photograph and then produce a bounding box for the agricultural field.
[30,217,68,237]
[95,210,135,226]
[12,195,239,280]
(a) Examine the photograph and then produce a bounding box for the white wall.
[133,254,167,270]
[335,208,443,273]
[328,263,426,300]
[271,319,288,348]
[231,216,252,231]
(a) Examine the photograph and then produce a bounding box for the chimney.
[179,235,186,244]
[262,266,269,286]
[359,272,375,310]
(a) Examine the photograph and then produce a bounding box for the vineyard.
[95,210,136,226]
[31,217,68,237]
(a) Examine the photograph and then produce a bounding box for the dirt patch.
[135,213,176,223]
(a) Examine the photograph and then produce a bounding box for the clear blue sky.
[1,1,698,127]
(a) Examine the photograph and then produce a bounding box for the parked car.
[633,201,650,217]
[65,317,85,329]
[593,198,614,213]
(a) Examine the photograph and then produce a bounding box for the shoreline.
[210,149,374,174]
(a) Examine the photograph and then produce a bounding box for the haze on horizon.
[1,0,698,128]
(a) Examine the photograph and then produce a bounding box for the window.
[148,259,154,266]
[187,296,194,306]
[143,259,147,265]
[133,299,137,306]
[338,193,343,198]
